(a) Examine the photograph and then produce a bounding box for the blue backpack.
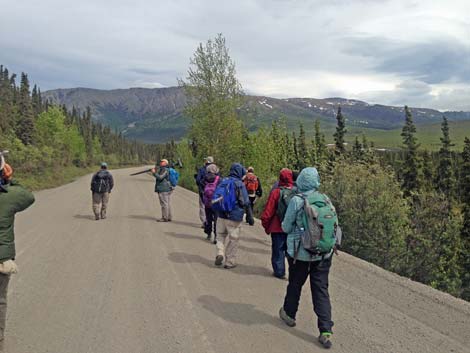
[211,177,237,213]
[169,168,179,187]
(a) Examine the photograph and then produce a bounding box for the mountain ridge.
[43,86,470,143]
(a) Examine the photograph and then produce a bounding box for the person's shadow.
[197,295,317,345]
[168,251,273,277]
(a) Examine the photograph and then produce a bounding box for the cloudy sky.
[1,0,469,110]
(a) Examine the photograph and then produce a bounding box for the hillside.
[43,87,470,144]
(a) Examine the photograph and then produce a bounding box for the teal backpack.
[299,192,338,256]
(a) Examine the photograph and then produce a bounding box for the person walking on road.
[0,157,35,342]
[213,163,254,269]
[90,162,114,220]
[278,167,340,349]
[195,156,214,228]
[260,168,294,279]
[243,166,262,224]
[153,159,173,222]
[203,163,221,243]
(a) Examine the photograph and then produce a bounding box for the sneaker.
[206,233,212,241]
[213,239,217,245]
[224,263,237,269]
[215,255,224,266]
[156,218,168,222]
[279,307,296,327]
[101,215,106,220]
[95,215,100,220]
[318,333,332,349]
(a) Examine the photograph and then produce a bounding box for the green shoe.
[318,332,332,349]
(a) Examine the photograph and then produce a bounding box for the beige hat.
[206,164,219,174]
[205,156,214,164]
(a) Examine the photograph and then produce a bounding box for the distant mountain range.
[43,87,470,143]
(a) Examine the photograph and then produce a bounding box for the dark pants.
[271,233,287,277]
[249,196,256,208]
[283,256,334,334]
[204,207,217,237]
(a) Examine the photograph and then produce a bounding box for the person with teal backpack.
[278,167,341,350]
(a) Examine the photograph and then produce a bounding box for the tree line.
[0,65,157,180]
[169,34,470,301]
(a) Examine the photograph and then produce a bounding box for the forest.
[0,65,157,189]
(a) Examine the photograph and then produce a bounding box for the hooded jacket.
[281,167,334,262]
[261,169,294,234]
[0,180,35,262]
[217,163,251,222]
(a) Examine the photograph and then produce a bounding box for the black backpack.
[276,186,297,221]
[92,171,109,193]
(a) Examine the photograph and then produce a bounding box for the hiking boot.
[215,255,224,266]
[279,307,296,327]
[273,273,286,280]
[318,333,333,349]
[224,263,237,269]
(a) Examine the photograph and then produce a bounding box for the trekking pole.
[130,168,153,176]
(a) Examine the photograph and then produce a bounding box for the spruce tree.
[16,72,35,144]
[297,123,308,169]
[401,106,421,197]
[333,106,346,156]
[314,120,327,169]
[461,137,470,300]
[436,116,455,199]
[352,136,362,161]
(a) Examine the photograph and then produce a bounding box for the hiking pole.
[130,168,153,176]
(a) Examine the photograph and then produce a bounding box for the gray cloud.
[346,36,470,84]
[1,0,470,110]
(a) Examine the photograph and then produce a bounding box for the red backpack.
[244,173,259,194]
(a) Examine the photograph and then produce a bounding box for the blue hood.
[296,167,320,192]
[229,163,246,180]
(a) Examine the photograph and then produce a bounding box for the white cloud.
[1,0,470,110]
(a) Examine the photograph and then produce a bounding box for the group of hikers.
[151,155,341,349]
[0,153,340,349]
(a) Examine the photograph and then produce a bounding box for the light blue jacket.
[281,167,333,262]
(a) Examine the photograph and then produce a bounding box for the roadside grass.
[15,164,142,191]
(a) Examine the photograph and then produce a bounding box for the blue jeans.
[271,233,287,277]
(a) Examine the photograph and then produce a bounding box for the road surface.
[5,167,470,353]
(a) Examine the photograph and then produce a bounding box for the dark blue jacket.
[218,163,251,222]
[195,164,209,196]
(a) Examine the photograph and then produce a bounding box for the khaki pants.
[92,192,110,218]
[216,218,242,266]
[0,274,10,341]
[199,196,206,225]
[158,192,172,221]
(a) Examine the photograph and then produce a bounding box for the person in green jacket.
[278,167,337,349]
[152,159,173,222]
[0,160,35,341]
